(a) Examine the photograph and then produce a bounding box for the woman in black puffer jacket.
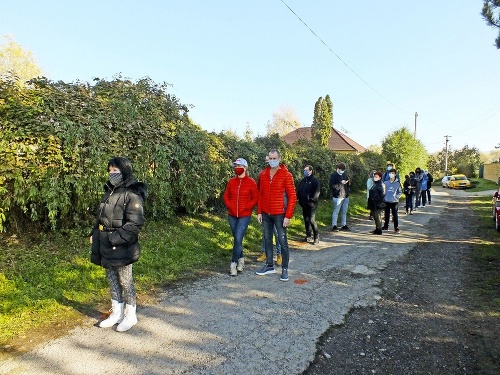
[367,171,385,235]
[90,157,148,332]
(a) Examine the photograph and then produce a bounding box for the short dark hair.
[268,148,281,158]
[304,164,313,172]
[108,157,133,181]
[374,171,383,178]
[337,162,346,170]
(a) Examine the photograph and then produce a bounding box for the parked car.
[493,192,500,231]
[448,174,471,189]
[441,175,451,188]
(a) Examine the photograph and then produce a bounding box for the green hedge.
[0,76,384,232]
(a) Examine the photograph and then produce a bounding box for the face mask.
[109,172,123,186]
[268,160,279,168]
[338,170,344,175]
[303,171,310,177]
[235,167,245,176]
[390,173,396,178]
[387,166,392,171]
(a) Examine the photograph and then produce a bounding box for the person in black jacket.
[297,165,321,244]
[403,172,417,214]
[424,170,433,204]
[367,171,385,234]
[90,157,148,332]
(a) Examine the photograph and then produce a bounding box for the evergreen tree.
[482,0,500,48]
[311,95,333,148]
[325,94,333,127]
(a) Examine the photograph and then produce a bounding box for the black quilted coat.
[90,178,148,268]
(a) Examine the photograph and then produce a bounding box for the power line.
[279,0,412,115]
[279,0,498,150]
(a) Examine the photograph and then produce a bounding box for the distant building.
[281,127,366,153]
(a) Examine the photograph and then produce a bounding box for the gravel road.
[1,188,496,375]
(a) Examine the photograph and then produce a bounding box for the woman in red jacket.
[223,158,259,276]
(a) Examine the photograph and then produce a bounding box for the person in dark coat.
[297,165,321,244]
[329,162,350,231]
[424,170,433,204]
[403,172,417,214]
[90,157,148,332]
[367,171,385,234]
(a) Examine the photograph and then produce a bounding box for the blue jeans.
[261,225,281,254]
[262,213,289,268]
[228,215,251,262]
[332,197,349,227]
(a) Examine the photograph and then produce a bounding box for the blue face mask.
[268,160,279,168]
[338,170,344,175]
[387,166,392,171]
[304,171,309,177]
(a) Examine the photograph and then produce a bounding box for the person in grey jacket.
[90,157,148,332]
[382,169,403,233]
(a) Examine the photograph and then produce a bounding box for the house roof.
[281,127,366,152]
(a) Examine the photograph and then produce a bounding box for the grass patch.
[470,195,500,313]
[469,178,499,192]
[0,191,369,349]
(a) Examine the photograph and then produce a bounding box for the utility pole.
[414,112,418,138]
[444,135,451,174]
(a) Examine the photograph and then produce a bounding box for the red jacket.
[223,175,258,218]
[258,164,297,219]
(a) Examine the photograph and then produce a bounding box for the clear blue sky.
[1,1,499,153]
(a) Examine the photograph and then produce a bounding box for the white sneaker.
[230,262,237,276]
[236,257,244,272]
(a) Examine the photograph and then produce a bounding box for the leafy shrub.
[0,75,383,233]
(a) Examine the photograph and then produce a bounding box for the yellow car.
[448,174,471,189]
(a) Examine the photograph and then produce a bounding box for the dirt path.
[304,189,500,374]
[2,189,498,374]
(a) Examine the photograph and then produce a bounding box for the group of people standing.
[367,163,433,235]
[90,155,435,331]
[222,149,328,283]
[402,167,433,214]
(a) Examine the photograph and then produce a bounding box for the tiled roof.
[281,127,366,152]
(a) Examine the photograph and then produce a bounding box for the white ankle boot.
[99,300,124,328]
[236,257,244,272]
[116,304,137,332]
[230,262,237,276]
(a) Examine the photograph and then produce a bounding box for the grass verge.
[469,177,498,192]
[470,194,500,314]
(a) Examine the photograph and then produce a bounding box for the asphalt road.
[0,188,495,375]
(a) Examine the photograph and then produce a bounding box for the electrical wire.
[279,0,498,149]
[279,0,412,115]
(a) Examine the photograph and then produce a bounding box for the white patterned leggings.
[105,264,136,306]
